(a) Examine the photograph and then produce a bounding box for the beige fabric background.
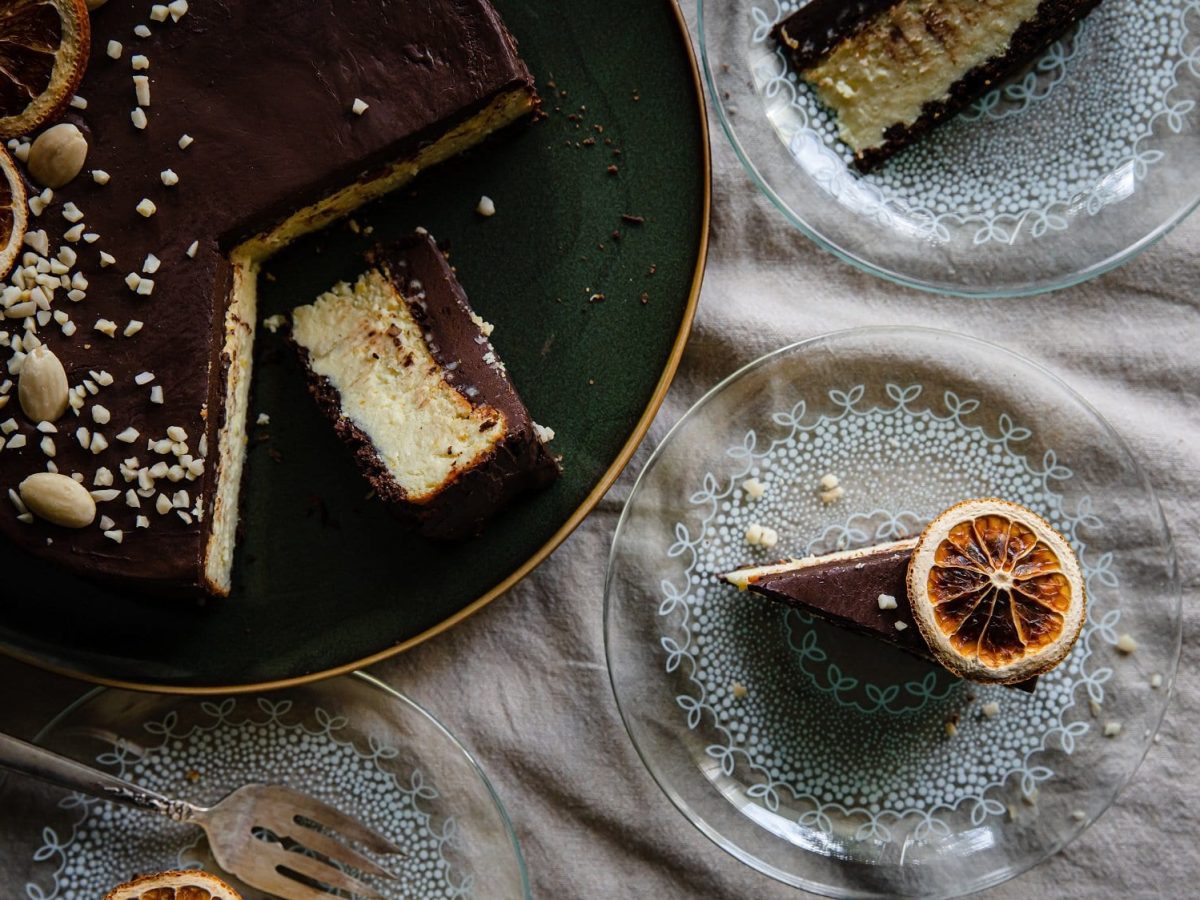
[1,5,1197,896]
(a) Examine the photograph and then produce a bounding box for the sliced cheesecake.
[291,235,560,539]
[721,538,1036,691]
[775,0,1104,170]
[0,0,539,595]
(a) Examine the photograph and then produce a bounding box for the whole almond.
[28,124,89,189]
[18,345,69,423]
[19,472,97,528]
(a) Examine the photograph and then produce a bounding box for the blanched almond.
[18,472,96,528]
[18,345,69,423]
[27,124,89,189]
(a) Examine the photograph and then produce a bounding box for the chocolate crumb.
[639,292,649,305]
[267,448,283,464]
[621,213,645,225]
[185,769,201,783]
[607,164,619,175]
[582,137,596,146]
[611,230,621,241]
[648,264,657,275]
[588,293,605,303]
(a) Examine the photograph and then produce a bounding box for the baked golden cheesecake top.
[0,0,538,595]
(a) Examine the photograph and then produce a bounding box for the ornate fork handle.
[0,731,200,824]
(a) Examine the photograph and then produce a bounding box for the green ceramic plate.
[0,0,709,691]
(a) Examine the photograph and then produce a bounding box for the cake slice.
[290,235,559,538]
[775,0,1104,170]
[720,538,1036,691]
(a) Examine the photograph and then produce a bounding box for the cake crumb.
[731,682,748,700]
[741,477,765,500]
[819,485,845,505]
[262,314,288,334]
[476,195,496,217]
[877,593,897,610]
[1115,633,1137,654]
[744,523,763,546]
[1103,721,1122,737]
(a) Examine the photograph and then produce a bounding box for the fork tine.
[259,839,384,899]
[271,816,396,880]
[280,789,404,855]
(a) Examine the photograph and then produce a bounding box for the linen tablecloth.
[2,4,1197,895]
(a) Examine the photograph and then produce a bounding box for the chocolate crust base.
[774,0,1104,172]
[294,235,560,540]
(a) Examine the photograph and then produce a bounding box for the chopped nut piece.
[94,319,118,338]
[150,385,164,404]
[134,371,155,385]
[132,54,150,70]
[1070,809,1087,822]
[1150,673,1163,689]
[99,251,116,267]
[155,493,172,515]
[744,523,763,546]
[476,195,496,217]
[731,682,748,699]
[877,593,898,610]
[1115,633,1137,654]
[759,526,779,549]
[981,701,1001,718]
[351,97,369,115]
[142,254,161,274]
[169,0,189,20]
[185,240,199,257]
[131,108,148,130]
[136,198,157,218]
[160,169,179,187]
[124,320,144,337]
[91,404,111,425]
[136,279,155,296]
[818,473,840,491]
[1103,721,1122,737]
[178,133,194,150]
[116,427,140,443]
[135,24,152,37]
[150,4,169,21]
[133,75,151,107]
[107,40,124,59]
[894,621,908,631]
[1088,698,1102,718]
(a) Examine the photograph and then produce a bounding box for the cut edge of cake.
[201,88,539,595]
[288,234,559,540]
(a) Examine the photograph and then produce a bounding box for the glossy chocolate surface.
[0,0,534,593]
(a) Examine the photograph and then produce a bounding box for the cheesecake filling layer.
[802,0,1045,152]
[292,271,508,500]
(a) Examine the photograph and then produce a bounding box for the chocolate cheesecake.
[721,539,1036,691]
[291,234,559,539]
[775,0,1104,171]
[0,1,539,595]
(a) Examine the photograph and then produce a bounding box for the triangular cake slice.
[720,538,1036,691]
[290,234,559,539]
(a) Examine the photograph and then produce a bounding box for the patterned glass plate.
[700,0,1200,297]
[0,672,528,899]
[605,328,1180,897]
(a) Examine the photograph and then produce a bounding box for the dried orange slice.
[104,870,242,900]
[0,144,27,280]
[0,0,90,139]
[908,498,1085,684]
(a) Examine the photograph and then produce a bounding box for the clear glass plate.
[0,672,529,899]
[700,0,1200,297]
[605,327,1180,897]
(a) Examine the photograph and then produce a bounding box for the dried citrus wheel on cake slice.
[0,144,27,280]
[103,870,243,900]
[907,498,1086,685]
[0,0,90,139]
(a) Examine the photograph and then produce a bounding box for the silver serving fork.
[0,730,401,899]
